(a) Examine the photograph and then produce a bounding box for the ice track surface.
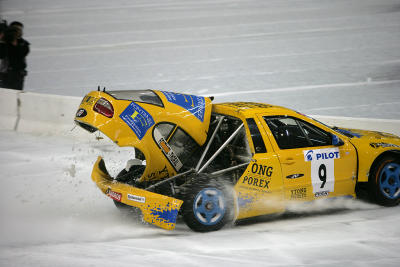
[0,131,400,266]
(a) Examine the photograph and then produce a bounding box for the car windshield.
[106,90,163,106]
[309,117,333,129]
[303,115,352,137]
[296,111,335,130]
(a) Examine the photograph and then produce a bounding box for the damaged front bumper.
[92,156,183,230]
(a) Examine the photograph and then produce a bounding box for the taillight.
[93,98,114,118]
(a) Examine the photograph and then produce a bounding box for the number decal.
[304,148,340,197]
[318,164,327,188]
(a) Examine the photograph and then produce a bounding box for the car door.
[234,117,285,219]
[257,114,357,202]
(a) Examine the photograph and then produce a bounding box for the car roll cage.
[145,116,250,192]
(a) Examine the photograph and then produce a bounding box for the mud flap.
[92,156,183,230]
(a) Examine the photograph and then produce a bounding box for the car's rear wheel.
[180,176,234,232]
[369,156,400,206]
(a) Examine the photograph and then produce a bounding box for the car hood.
[335,127,400,149]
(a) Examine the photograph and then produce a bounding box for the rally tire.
[113,199,130,210]
[180,176,234,232]
[368,156,400,207]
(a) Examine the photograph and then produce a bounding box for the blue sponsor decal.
[162,91,206,122]
[238,192,254,208]
[150,207,180,224]
[305,150,313,161]
[304,149,340,162]
[316,152,339,160]
[120,102,155,140]
[335,128,362,138]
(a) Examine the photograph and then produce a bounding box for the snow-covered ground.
[1,0,400,266]
[1,130,399,267]
[1,0,400,119]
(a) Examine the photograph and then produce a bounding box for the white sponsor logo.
[127,194,146,203]
[304,148,340,162]
[303,148,340,196]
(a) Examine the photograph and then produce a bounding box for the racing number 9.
[318,164,327,188]
[307,148,338,196]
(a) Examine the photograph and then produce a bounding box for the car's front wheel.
[369,156,400,206]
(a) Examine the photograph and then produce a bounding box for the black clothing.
[2,38,29,90]
[0,41,7,87]
[7,38,29,71]
[3,70,25,90]
[0,42,5,59]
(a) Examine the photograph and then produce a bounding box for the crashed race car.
[74,89,400,232]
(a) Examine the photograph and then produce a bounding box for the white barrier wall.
[0,88,19,130]
[0,88,399,137]
[18,92,82,135]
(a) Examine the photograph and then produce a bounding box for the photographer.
[0,20,7,87]
[2,21,30,90]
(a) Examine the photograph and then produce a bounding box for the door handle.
[286,174,304,179]
[282,158,295,165]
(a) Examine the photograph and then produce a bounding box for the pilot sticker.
[161,91,206,122]
[304,148,340,197]
[120,102,155,140]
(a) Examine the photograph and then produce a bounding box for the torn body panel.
[92,157,183,230]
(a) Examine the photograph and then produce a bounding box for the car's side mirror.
[331,134,344,146]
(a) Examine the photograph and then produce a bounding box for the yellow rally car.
[74,89,400,232]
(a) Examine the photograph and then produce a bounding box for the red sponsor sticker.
[106,188,122,202]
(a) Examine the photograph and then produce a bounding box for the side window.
[246,118,267,153]
[264,117,309,149]
[264,116,332,149]
[299,120,331,147]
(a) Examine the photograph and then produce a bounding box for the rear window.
[107,90,163,107]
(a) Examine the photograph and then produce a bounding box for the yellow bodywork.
[335,128,400,182]
[76,91,400,229]
[76,90,212,182]
[92,156,183,230]
[76,90,212,230]
[213,103,400,220]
